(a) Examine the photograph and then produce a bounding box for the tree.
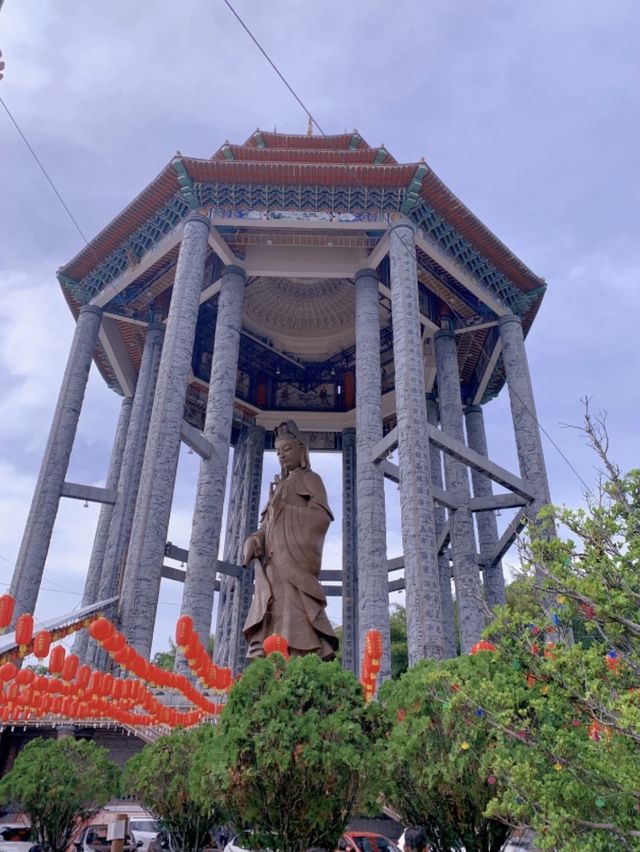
[0,737,120,852]
[446,412,640,851]
[389,604,409,679]
[192,654,382,852]
[124,725,222,852]
[152,638,178,672]
[379,655,511,852]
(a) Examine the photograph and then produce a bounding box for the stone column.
[10,304,103,621]
[230,424,264,673]
[426,396,457,657]
[354,269,391,679]
[119,213,211,658]
[464,404,506,608]
[214,424,264,673]
[74,395,133,663]
[388,221,444,664]
[498,314,552,523]
[180,265,246,654]
[434,326,484,652]
[341,427,358,674]
[213,442,245,669]
[88,320,165,669]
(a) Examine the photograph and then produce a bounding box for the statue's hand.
[243,535,263,566]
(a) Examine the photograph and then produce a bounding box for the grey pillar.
[119,213,211,658]
[88,320,165,669]
[213,443,245,669]
[229,425,264,673]
[10,304,103,621]
[464,404,506,608]
[74,395,133,662]
[354,269,391,679]
[426,396,457,657]
[341,427,358,674]
[498,314,552,524]
[434,326,485,651]
[214,424,264,674]
[180,265,246,655]
[388,222,444,664]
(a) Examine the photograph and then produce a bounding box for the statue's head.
[274,420,310,475]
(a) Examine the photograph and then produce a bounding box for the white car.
[75,824,142,852]
[0,824,35,852]
[129,820,160,852]
[224,831,273,852]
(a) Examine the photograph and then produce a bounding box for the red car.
[338,832,401,852]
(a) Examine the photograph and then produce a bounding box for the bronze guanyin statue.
[242,420,339,660]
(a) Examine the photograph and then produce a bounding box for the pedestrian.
[403,828,428,852]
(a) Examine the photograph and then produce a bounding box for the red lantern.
[15,613,34,646]
[48,645,66,675]
[89,617,115,642]
[61,654,79,681]
[16,668,35,686]
[0,662,18,682]
[184,635,200,663]
[470,640,497,655]
[76,665,91,690]
[113,646,136,667]
[100,673,114,697]
[0,594,15,630]
[175,615,194,647]
[7,682,19,702]
[35,675,48,692]
[364,629,383,659]
[102,632,126,653]
[263,634,289,658]
[89,671,104,695]
[32,629,52,659]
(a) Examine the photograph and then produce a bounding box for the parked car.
[339,832,401,852]
[223,831,274,852]
[0,824,34,852]
[128,820,159,852]
[75,824,142,852]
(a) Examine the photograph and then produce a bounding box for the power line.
[0,4,591,518]
[0,94,90,244]
[221,0,593,497]
[221,0,326,136]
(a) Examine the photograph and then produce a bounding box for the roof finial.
[307,114,313,136]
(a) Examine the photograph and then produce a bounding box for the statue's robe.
[243,467,339,659]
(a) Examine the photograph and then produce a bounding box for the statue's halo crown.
[274,420,307,447]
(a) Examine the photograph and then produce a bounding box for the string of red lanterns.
[360,630,383,702]
[89,617,226,717]
[174,615,234,692]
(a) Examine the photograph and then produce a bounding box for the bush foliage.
[125,725,222,852]
[0,737,119,852]
[191,654,381,852]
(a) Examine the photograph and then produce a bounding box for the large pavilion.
[9,128,551,677]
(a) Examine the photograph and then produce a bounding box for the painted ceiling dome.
[243,277,355,356]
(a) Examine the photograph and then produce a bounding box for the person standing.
[403,828,428,852]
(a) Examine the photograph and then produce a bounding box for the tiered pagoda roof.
[57,129,547,430]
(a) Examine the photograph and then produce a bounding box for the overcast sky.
[1,1,638,656]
